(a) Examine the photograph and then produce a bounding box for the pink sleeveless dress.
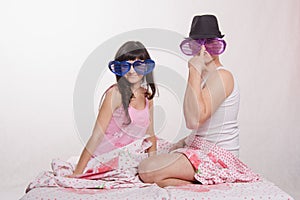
[93,98,150,156]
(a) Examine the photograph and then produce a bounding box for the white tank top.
[190,66,240,157]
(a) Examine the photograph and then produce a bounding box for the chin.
[127,79,142,84]
[125,76,143,84]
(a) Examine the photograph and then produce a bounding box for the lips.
[126,74,139,78]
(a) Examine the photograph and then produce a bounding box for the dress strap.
[201,75,209,89]
[216,66,225,70]
[201,66,225,88]
[98,84,117,109]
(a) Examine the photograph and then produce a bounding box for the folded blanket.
[26,137,160,192]
[25,136,259,192]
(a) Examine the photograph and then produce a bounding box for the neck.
[212,56,222,67]
[208,56,222,70]
[202,56,222,78]
[131,82,142,93]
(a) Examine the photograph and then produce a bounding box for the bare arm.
[183,48,234,129]
[145,99,157,156]
[72,87,120,175]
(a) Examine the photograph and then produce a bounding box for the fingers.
[188,45,213,73]
[197,46,213,64]
[194,45,205,57]
[200,45,212,60]
[65,173,80,178]
[199,45,206,56]
[199,45,215,66]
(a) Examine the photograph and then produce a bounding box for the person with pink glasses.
[138,15,259,187]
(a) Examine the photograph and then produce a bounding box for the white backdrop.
[0,0,299,199]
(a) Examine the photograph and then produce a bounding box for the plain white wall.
[0,0,299,199]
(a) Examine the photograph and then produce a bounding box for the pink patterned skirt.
[173,136,260,185]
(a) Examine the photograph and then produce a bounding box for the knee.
[138,158,160,183]
[138,171,155,183]
[138,158,152,173]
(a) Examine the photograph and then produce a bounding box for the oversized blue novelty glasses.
[108,59,155,76]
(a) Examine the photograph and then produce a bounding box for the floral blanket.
[26,137,172,192]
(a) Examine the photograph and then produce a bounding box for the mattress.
[20,139,294,199]
[20,179,294,200]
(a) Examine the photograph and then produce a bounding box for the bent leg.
[155,178,195,188]
[138,153,196,187]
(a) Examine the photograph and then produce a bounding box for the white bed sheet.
[20,179,294,200]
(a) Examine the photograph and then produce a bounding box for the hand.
[147,150,157,157]
[65,172,81,178]
[188,45,215,73]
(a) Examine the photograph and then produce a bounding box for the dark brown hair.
[114,41,156,124]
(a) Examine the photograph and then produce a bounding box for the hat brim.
[188,34,225,39]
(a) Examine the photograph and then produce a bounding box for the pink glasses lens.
[180,39,226,56]
[180,40,201,55]
[205,39,226,55]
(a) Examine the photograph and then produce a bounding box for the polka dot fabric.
[25,137,154,192]
[174,136,261,184]
[20,137,294,199]
[21,179,294,199]
[25,137,173,193]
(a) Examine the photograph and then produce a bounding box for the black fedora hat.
[188,15,224,39]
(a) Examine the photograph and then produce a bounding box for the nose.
[129,65,135,73]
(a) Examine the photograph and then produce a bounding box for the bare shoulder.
[218,69,234,97]
[148,99,153,110]
[148,98,154,107]
[102,85,122,110]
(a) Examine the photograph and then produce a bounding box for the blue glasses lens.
[133,60,155,75]
[109,61,130,76]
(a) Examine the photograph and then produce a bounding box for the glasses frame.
[108,59,155,76]
[180,38,226,56]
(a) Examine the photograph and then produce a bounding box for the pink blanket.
[26,136,259,193]
[26,137,172,192]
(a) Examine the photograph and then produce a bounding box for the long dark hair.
[114,41,156,124]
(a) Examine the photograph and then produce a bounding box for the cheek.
[134,75,144,82]
[138,74,144,79]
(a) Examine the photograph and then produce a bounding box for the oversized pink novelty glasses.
[180,38,226,56]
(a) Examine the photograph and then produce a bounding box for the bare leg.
[156,178,195,188]
[138,153,196,187]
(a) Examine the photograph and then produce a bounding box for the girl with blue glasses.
[69,41,157,177]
